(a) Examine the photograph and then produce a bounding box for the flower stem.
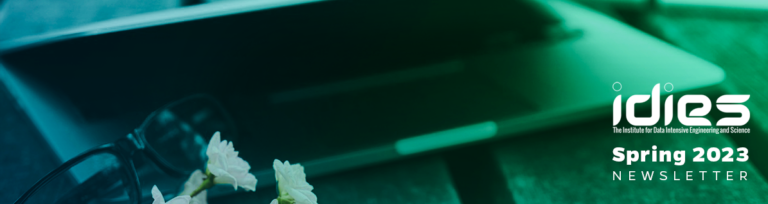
[190,171,216,197]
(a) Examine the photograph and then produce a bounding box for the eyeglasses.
[15,94,238,204]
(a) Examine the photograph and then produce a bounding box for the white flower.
[181,170,208,204]
[152,185,191,204]
[274,159,317,204]
[271,199,279,204]
[206,131,258,191]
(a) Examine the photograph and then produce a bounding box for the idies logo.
[612,83,750,126]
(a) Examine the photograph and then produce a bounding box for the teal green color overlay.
[395,121,498,155]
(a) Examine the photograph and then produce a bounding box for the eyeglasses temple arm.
[14,144,116,204]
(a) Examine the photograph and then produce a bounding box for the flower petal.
[273,159,317,204]
[181,170,207,195]
[211,167,239,190]
[190,191,207,204]
[180,170,208,204]
[239,172,258,191]
[166,195,191,204]
[204,132,257,191]
[206,132,221,160]
[152,185,165,204]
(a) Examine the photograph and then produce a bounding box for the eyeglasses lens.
[141,96,237,172]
